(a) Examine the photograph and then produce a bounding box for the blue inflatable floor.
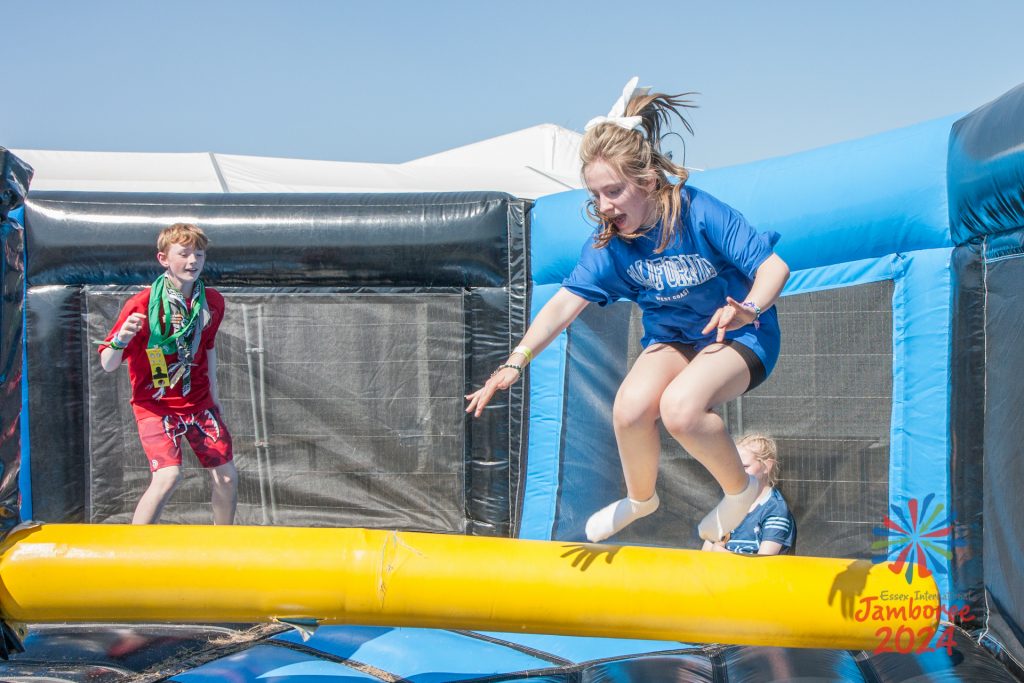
[3,622,1017,682]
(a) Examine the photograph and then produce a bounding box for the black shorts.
[665,339,768,393]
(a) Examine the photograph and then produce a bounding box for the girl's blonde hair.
[580,89,697,253]
[737,433,780,487]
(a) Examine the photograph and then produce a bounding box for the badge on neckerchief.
[146,348,171,388]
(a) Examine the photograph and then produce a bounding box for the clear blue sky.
[6,1,1023,170]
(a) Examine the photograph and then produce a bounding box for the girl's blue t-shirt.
[724,488,797,555]
[563,185,781,352]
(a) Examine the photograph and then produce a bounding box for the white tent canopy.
[12,124,584,199]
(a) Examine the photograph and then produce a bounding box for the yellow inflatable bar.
[0,523,940,650]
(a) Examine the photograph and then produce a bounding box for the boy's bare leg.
[132,466,183,524]
[209,460,238,525]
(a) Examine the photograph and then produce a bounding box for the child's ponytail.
[581,80,698,253]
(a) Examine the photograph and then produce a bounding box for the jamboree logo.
[861,494,971,655]
[872,493,953,583]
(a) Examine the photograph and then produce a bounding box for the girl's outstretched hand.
[702,296,757,342]
[465,366,521,418]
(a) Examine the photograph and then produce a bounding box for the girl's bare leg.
[659,343,759,540]
[585,344,689,542]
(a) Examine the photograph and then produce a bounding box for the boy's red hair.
[157,223,209,253]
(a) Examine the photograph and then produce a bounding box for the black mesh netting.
[85,289,467,530]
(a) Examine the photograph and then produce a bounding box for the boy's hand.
[116,313,147,345]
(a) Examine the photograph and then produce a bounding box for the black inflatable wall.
[0,149,30,532]
[948,82,1024,678]
[24,192,530,536]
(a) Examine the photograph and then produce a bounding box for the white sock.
[698,474,759,542]
[585,492,660,542]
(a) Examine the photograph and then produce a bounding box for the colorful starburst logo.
[872,493,953,584]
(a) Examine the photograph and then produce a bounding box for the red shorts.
[136,409,234,472]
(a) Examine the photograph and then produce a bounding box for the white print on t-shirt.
[626,254,718,291]
[655,289,690,302]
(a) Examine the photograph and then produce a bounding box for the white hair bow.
[584,76,651,133]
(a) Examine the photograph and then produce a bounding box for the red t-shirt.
[100,288,225,420]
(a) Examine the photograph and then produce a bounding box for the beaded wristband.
[740,301,762,330]
[492,363,523,380]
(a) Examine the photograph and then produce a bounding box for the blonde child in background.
[702,434,796,555]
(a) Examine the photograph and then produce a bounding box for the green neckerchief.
[147,274,206,354]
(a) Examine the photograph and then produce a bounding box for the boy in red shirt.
[99,223,236,524]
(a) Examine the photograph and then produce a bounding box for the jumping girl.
[466,78,790,544]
